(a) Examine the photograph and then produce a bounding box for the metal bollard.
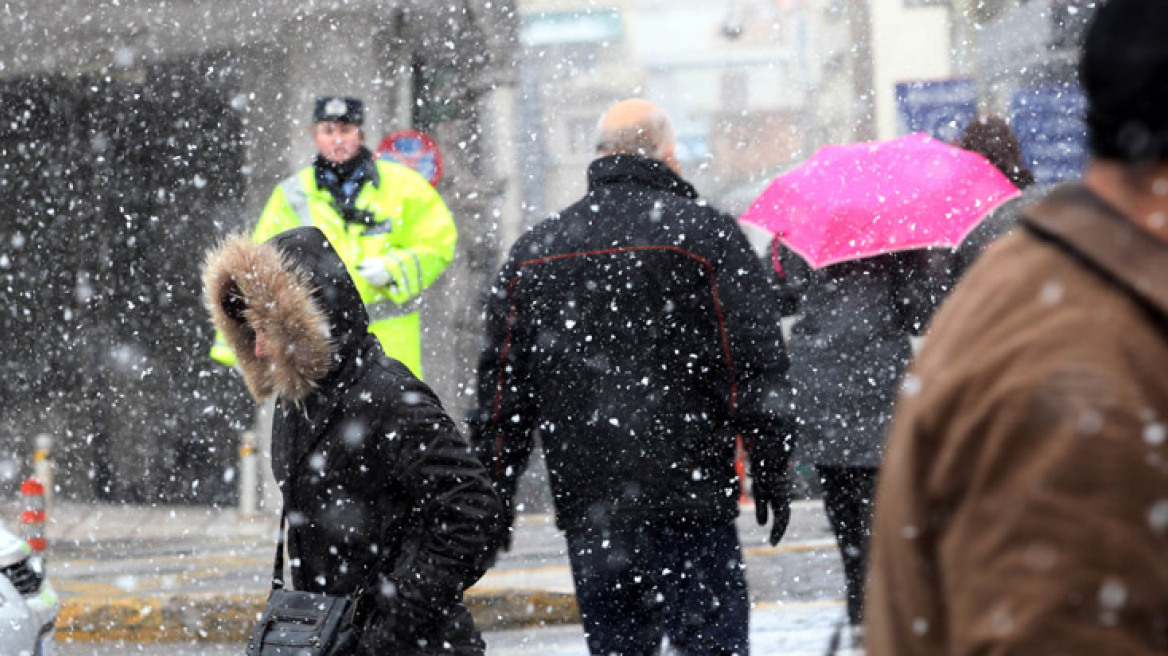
[33,434,53,513]
[20,478,47,555]
[239,431,258,517]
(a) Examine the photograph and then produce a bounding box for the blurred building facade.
[0,1,518,505]
[513,0,848,224]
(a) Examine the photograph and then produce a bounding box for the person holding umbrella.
[742,131,1020,649]
[769,242,938,650]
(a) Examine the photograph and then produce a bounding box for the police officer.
[211,96,456,378]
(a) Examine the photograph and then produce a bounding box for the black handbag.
[245,512,366,655]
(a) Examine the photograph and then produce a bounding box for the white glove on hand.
[357,259,392,288]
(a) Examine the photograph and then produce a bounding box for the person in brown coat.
[866,1,1168,654]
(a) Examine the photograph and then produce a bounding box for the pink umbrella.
[740,132,1021,269]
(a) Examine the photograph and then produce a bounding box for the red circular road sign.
[375,129,444,187]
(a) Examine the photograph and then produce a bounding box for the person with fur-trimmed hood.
[202,226,500,655]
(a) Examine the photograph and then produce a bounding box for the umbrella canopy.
[741,132,1021,269]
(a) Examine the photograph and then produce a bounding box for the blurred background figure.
[867,0,1168,653]
[959,115,1036,189]
[210,96,457,380]
[949,114,1039,282]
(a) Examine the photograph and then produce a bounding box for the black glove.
[357,602,414,655]
[482,502,516,569]
[752,477,791,546]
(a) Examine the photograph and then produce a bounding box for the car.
[0,522,58,656]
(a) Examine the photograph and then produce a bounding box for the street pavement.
[1,498,854,653]
[57,604,847,655]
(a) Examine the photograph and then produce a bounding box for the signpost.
[376,129,444,187]
[895,79,977,143]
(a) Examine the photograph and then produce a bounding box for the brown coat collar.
[1020,183,1168,324]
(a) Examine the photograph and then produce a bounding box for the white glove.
[357,259,392,288]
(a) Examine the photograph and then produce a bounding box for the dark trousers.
[565,521,749,656]
[817,465,879,627]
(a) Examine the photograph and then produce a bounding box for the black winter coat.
[203,227,500,655]
[774,246,940,468]
[470,155,793,534]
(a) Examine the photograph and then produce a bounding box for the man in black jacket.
[470,99,794,656]
[203,227,500,655]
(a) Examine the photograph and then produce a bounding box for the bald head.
[595,99,678,170]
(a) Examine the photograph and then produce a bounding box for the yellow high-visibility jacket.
[210,159,456,378]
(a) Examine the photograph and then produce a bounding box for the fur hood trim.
[202,236,335,403]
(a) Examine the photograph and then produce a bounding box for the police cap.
[313,97,364,125]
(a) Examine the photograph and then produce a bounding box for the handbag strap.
[268,503,389,599]
[270,398,341,592]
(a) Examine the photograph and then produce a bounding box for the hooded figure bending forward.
[202,226,501,655]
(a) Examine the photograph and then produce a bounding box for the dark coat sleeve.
[772,241,811,317]
[467,242,538,536]
[710,217,796,486]
[374,384,502,640]
[888,249,947,336]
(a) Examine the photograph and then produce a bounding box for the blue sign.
[896,79,977,143]
[1009,84,1088,186]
